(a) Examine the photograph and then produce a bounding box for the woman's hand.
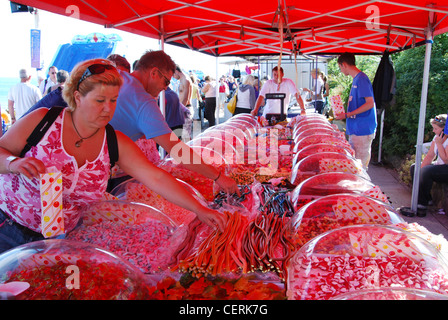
[195,206,227,232]
[216,173,240,196]
[8,157,46,179]
[435,131,445,145]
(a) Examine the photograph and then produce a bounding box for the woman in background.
[233,74,256,116]
[403,114,448,217]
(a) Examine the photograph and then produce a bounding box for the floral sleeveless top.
[0,110,111,234]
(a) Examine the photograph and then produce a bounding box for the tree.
[383,33,448,160]
[327,55,380,106]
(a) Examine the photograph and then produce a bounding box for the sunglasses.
[156,68,171,87]
[77,63,115,89]
[434,116,445,123]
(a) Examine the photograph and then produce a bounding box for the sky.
[0,1,239,78]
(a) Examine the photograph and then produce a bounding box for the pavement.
[367,162,448,239]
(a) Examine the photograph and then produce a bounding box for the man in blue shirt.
[110,50,238,195]
[335,52,377,170]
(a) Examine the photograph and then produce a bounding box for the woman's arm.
[435,134,448,164]
[153,132,239,195]
[115,131,227,231]
[0,108,48,178]
[421,140,436,167]
[323,83,330,97]
[202,83,210,94]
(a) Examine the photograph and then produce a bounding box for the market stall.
[1,113,448,300]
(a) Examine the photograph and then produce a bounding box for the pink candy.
[67,220,174,273]
[288,254,448,300]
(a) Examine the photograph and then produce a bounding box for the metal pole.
[215,56,220,125]
[411,28,433,212]
[159,15,166,158]
[377,108,385,163]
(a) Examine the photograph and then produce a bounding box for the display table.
[1,114,448,300]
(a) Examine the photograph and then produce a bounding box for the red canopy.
[16,0,448,56]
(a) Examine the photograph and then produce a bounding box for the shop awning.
[14,0,448,57]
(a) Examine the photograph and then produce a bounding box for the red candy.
[288,254,448,300]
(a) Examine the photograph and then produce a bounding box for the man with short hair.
[39,66,58,96]
[335,52,377,170]
[8,68,42,124]
[110,50,239,194]
[303,68,325,114]
[46,70,69,94]
[107,54,131,73]
[173,65,193,108]
[251,66,305,118]
[21,70,69,118]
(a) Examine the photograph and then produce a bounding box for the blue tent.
[48,41,116,74]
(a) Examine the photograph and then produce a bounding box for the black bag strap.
[105,123,118,168]
[20,106,64,157]
[19,107,119,170]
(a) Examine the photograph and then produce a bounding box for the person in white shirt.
[233,74,256,115]
[404,114,448,216]
[39,66,58,96]
[201,75,217,126]
[251,66,305,117]
[303,68,325,114]
[7,68,42,124]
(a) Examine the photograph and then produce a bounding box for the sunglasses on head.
[434,116,444,123]
[77,63,115,89]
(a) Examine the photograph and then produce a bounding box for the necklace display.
[71,113,100,147]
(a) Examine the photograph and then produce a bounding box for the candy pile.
[174,210,294,281]
[174,211,251,277]
[7,258,149,300]
[146,273,285,300]
[289,216,366,249]
[240,211,294,281]
[288,254,448,300]
[67,219,174,273]
[118,180,197,225]
[158,162,218,201]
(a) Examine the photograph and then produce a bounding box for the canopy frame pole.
[215,56,220,125]
[159,14,166,118]
[411,26,434,212]
[159,15,166,158]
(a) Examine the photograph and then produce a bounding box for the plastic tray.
[292,143,355,167]
[287,225,448,300]
[286,193,404,248]
[0,239,149,300]
[291,172,376,210]
[293,134,351,154]
[290,152,362,185]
